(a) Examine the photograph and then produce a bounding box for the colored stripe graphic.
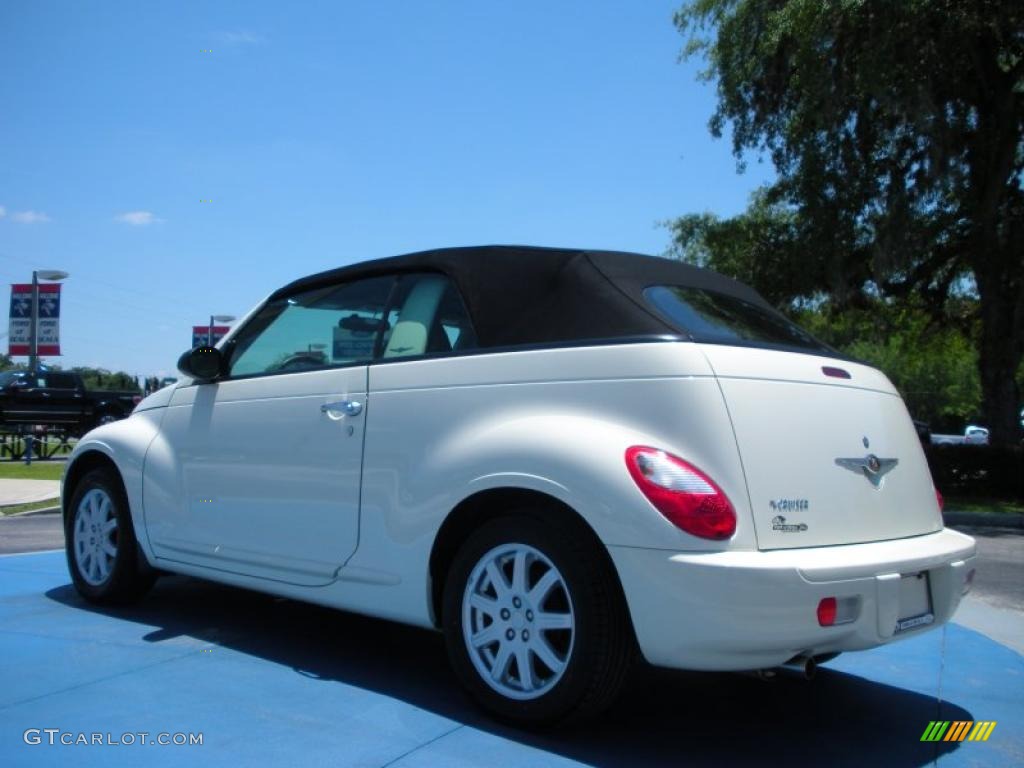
[968,722,997,742]
[921,721,950,741]
[921,721,997,742]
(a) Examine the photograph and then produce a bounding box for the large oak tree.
[675,0,1024,445]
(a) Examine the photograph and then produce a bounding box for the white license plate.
[895,572,933,633]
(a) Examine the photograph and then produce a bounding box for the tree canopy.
[674,0,1024,444]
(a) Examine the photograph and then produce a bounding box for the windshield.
[0,371,25,387]
[644,285,832,354]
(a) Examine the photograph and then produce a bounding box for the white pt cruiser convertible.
[63,246,976,724]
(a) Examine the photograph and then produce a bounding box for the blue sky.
[0,0,772,379]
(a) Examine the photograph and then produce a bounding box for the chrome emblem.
[835,453,898,487]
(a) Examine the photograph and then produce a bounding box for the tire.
[442,515,633,726]
[65,468,155,604]
[95,412,120,429]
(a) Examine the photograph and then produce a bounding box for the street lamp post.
[29,270,69,372]
[208,314,235,346]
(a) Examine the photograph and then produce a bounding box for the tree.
[71,367,141,393]
[669,198,984,430]
[675,0,1024,445]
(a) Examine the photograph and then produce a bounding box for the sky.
[0,0,773,380]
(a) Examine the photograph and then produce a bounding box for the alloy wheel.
[73,488,119,586]
[461,543,575,701]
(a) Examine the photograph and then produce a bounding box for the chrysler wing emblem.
[834,453,898,487]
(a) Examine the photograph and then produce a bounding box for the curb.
[2,504,60,519]
[5,505,1019,528]
[944,511,1024,529]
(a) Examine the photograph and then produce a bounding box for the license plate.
[895,571,933,634]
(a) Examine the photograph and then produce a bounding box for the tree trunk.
[975,266,1024,448]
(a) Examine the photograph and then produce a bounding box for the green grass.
[943,496,1024,515]
[0,462,65,481]
[0,498,60,517]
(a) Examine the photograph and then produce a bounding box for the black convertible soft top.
[270,245,773,349]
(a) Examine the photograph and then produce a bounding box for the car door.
[40,372,88,427]
[143,275,395,586]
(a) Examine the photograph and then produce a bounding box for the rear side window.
[44,373,78,389]
[644,285,830,353]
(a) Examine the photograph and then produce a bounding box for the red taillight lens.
[817,597,837,627]
[625,446,736,540]
[935,488,944,513]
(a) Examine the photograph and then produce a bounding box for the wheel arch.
[62,450,125,523]
[427,487,634,637]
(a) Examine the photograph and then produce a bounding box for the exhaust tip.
[782,654,817,680]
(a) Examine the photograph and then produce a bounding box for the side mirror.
[177,346,224,382]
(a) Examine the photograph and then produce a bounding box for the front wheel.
[442,516,633,725]
[65,468,155,604]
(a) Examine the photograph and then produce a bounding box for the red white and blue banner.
[192,326,230,348]
[9,283,61,356]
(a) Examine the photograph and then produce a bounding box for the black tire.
[94,411,120,430]
[65,468,155,604]
[442,515,633,726]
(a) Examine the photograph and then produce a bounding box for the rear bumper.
[608,528,976,671]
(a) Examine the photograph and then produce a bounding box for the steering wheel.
[271,354,324,373]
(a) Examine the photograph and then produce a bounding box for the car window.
[380,274,476,360]
[44,373,77,389]
[228,276,395,377]
[644,285,831,354]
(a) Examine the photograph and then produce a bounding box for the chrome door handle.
[321,400,362,417]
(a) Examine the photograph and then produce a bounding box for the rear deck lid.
[701,345,942,550]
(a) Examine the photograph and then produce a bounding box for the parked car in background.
[60,245,976,724]
[0,370,140,437]
[931,425,990,446]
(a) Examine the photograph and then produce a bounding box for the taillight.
[935,488,944,513]
[624,446,736,540]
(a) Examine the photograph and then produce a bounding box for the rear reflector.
[822,366,851,379]
[817,597,837,626]
[625,446,736,540]
[817,596,859,626]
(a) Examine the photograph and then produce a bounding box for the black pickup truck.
[0,370,141,437]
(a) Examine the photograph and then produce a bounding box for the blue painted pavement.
[0,550,1020,767]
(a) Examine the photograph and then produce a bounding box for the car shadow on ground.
[46,575,969,767]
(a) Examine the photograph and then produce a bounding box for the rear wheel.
[65,468,155,604]
[442,516,633,725]
[94,411,120,429]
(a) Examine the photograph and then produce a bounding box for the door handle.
[321,400,362,417]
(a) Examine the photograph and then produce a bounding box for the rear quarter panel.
[344,341,753,626]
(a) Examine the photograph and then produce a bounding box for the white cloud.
[114,211,161,226]
[219,30,264,46]
[10,210,50,224]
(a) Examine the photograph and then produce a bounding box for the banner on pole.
[9,283,61,356]
[192,326,230,348]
